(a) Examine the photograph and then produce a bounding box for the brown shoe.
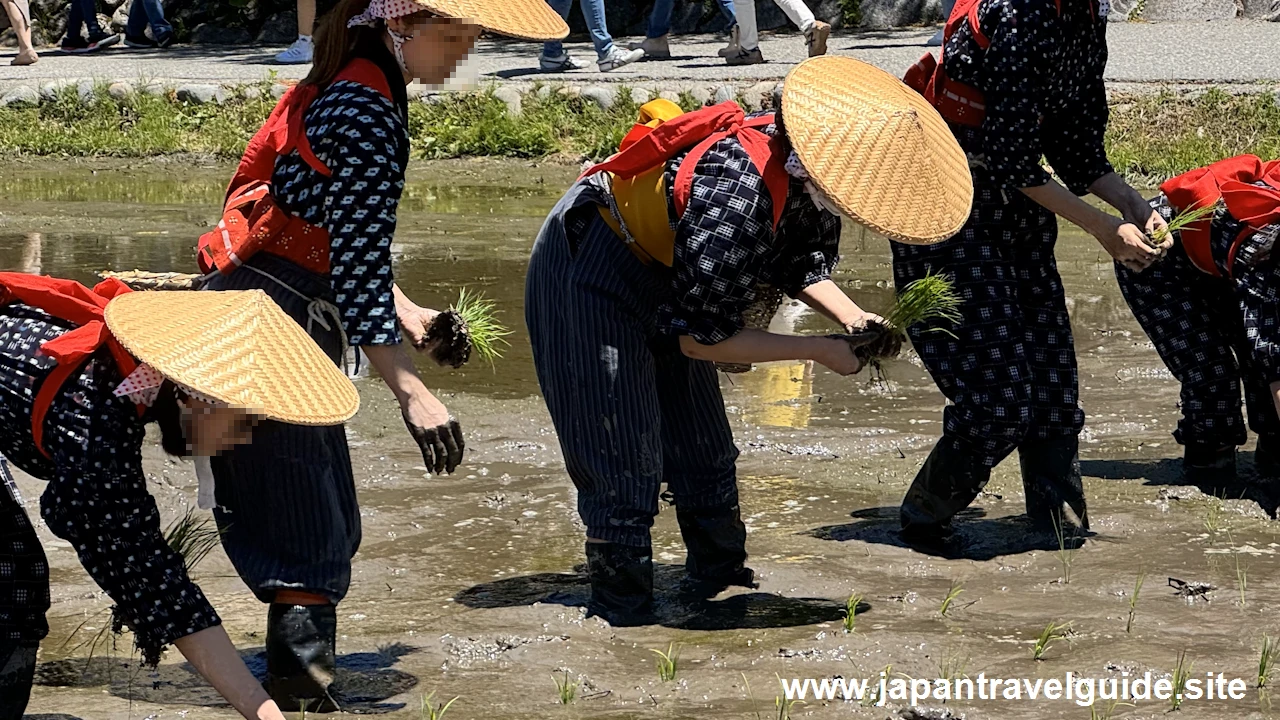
[725,46,764,66]
[805,20,830,57]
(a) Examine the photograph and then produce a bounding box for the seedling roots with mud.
[420,287,511,368]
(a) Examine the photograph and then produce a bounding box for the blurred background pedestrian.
[60,0,119,53]
[539,0,642,72]
[123,0,175,49]
[0,0,37,64]
[630,0,736,60]
[276,0,316,63]
[726,0,828,65]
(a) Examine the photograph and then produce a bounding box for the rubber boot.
[718,24,740,58]
[1254,432,1280,478]
[266,604,340,713]
[1183,443,1238,493]
[675,504,759,599]
[1018,436,1089,532]
[584,542,657,627]
[900,437,992,546]
[0,643,36,720]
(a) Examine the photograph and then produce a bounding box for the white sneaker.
[598,46,644,72]
[540,53,587,71]
[275,36,313,64]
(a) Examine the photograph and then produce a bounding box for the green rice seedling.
[842,592,865,634]
[1053,516,1078,584]
[451,287,512,366]
[775,674,802,720]
[1203,495,1224,543]
[1126,572,1147,634]
[937,646,969,683]
[1149,202,1220,246]
[1032,621,1071,661]
[164,508,221,573]
[1259,635,1279,688]
[652,642,681,682]
[1171,650,1193,711]
[420,691,458,720]
[1089,699,1132,719]
[1235,552,1249,607]
[552,670,578,705]
[857,272,962,378]
[940,580,965,618]
[860,664,893,707]
[743,673,763,720]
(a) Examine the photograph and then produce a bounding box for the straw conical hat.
[105,290,360,425]
[413,0,568,41]
[782,56,973,245]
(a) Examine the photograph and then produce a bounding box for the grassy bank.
[1,83,1277,183]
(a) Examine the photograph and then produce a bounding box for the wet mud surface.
[3,158,1280,719]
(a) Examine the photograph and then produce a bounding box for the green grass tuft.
[1171,650,1193,711]
[420,691,458,720]
[552,670,578,705]
[842,592,864,634]
[1260,635,1279,689]
[1032,621,1071,661]
[885,272,963,336]
[1126,571,1146,634]
[451,287,512,366]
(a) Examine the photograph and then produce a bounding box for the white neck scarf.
[784,151,843,217]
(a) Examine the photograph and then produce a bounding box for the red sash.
[198,59,394,277]
[0,274,140,458]
[1161,154,1280,277]
[581,102,791,229]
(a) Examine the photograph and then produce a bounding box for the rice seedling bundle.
[420,287,512,368]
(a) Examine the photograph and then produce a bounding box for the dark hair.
[302,0,387,88]
[148,381,191,458]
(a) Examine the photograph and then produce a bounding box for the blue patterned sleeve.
[774,185,842,297]
[306,83,407,347]
[658,142,776,345]
[977,0,1056,191]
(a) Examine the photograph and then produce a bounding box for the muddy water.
[3,158,1280,720]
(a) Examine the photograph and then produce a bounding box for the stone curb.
[2,77,1278,112]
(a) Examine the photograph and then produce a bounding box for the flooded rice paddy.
[3,158,1280,719]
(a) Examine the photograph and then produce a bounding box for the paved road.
[3,23,1280,93]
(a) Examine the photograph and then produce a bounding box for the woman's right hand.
[401,388,465,474]
[1092,215,1167,273]
[814,336,863,376]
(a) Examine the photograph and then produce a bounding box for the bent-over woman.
[1116,155,1280,486]
[193,0,567,709]
[527,57,974,625]
[0,278,360,720]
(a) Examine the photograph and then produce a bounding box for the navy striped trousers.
[526,186,739,548]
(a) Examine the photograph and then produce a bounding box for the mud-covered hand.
[403,411,465,475]
[850,318,903,361]
[396,302,441,349]
[401,391,465,474]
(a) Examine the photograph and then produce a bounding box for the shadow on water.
[454,563,846,630]
[1082,456,1280,517]
[35,644,419,714]
[806,506,1088,561]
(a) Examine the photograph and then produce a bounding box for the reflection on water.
[0,159,1189,454]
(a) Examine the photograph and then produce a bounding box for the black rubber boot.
[1183,443,1238,492]
[675,504,759,599]
[1018,435,1089,532]
[266,604,340,713]
[899,437,992,546]
[584,542,657,627]
[0,643,36,720]
[1254,433,1280,478]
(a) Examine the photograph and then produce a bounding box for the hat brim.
[418,0,569,41]
[782,56,974,246]
[105,290,360,426]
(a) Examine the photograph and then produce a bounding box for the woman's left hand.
[1124,202,1174,256]
[396,300,440,348]
[843,311,887,334]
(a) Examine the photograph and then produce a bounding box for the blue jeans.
[127,0,173,39]
[64,0,101,37]
[543,0,613,59]
[648,0,735,37]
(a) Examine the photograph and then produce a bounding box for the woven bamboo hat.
[782,56,973,245]
[411,0,568,41]
[105,290,360,425]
